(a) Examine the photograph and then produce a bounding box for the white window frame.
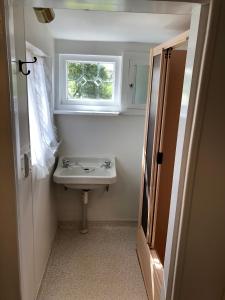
[56,54,122,113]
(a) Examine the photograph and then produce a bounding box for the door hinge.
[21,153,31,178]
[165,47,173,59]
[157,152,163,165]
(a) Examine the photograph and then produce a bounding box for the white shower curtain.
[26,43,58,178]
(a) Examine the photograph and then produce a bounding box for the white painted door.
[6,1,35,299]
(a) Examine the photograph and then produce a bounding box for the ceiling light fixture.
[33,8,55,23]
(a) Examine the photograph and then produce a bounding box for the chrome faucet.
[62,159,70,168]
[102,160,112,169]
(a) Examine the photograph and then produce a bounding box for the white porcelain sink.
[53,156,117,190]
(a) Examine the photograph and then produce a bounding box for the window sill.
[54,110,121,116]
[122,109,146,116]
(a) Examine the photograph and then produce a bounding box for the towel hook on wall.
[18,57,37,76]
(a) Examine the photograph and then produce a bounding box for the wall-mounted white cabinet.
[122,52,149,114]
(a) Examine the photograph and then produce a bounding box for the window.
[57,54,122,113]
[67,61,114,100]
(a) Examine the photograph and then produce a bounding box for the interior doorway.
[2,3,209,298]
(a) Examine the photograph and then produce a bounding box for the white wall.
[174,1,225,299]
[25,8,54,56]
[55,39,153,55]
[54,40,150,222]
[56,115,145,221]
[24,6,57,297]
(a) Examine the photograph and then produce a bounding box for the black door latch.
[157,152,163,165]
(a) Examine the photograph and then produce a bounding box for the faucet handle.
[104,160,112,168]
[62,158,70,168]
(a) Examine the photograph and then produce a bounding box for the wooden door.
[137,34,188,300]
[137,50,169,300]
[6,2,35,300]
[151,50,187,264]
[140,51,168,237]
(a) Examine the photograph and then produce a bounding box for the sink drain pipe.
[80,190,89,234]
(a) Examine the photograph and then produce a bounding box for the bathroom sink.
[53,156,117,190]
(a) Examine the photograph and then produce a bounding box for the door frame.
[169,1,225,298]
[2,0,35,299]
[0,1,21,299]
[136,3,211,299]
[1,1,218,300]
[163,4,209,299]
[137,30,189,300]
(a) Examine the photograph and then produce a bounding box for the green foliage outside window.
[67,61,114,100]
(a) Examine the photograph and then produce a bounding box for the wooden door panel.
[145,54,161,180]
[137,31,189,300]
[7,3,35,300]
[147,51,169,241]
[153,50,187,264]
[141,54,163,237]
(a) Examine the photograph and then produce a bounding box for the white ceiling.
[47,9,191,44]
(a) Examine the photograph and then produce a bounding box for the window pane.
[99,64,113,81]
[67,81,82,99]
[67,62,83,80]
[66,61,114,101]
[83,63,98,80]
[82,81,98,99]
[134,65,148,105]
[99,82,113,99]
